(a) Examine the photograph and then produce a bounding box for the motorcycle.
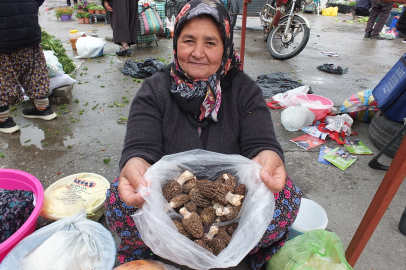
[260,0,312,60]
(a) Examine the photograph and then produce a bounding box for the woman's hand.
[104,0,113,12]
[118,157,151,207]
[253,150,286,193]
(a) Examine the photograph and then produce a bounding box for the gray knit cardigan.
[119,65,284,170]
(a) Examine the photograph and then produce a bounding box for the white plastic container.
[289,198,328,239]
[40,172,110,221]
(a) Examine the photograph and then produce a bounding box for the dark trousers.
[66,0,77,6]
[365,1,394,36]
[354,7,370,16]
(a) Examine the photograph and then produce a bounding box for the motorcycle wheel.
[267,15,310,60]
[227,0,238,29]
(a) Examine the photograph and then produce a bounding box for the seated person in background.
[396,10,406,42]
[354,0,373,18]
[104,0,303,269]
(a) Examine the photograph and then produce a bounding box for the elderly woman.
[105,0,303,269]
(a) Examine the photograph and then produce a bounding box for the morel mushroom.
[199,181,244,206]
[211,236,227,256]
[194,239,213,253]
[217,226,231,245]
[216,173,237,190]
[182,178,199,194]
[203,225,219,243]
[184,201,197,213]
[162,170,195,201]
[200,207,217,227]
[226,222,238,235]
[189,188,212,208]
[173,220,193,239]
[234,184,246,196]
[179,207,204,238]
[176,170,196,186]
[218,205,239,222]
[169,194,189,208]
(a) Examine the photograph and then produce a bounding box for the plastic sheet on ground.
[256,73,313,99]
[121,57,165,78]
[317,64,348,75]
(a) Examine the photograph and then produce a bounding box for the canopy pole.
[345,136,406,266]
[240,0,251,70]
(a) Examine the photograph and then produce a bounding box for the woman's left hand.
[253,150,286,193]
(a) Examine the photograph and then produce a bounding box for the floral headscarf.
[170,0,241,127]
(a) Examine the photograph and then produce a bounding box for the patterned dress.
[105,175,303,270]
[0,44,49,107]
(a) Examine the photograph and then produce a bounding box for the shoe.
[115,49,132,56]
[22,106,57,120]
[364,31,372,38]
[0,117,20,134]
[402,38,406,44]
[370,35,386,40]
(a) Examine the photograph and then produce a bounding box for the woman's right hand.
[104,0,113,12]
[118,157,151,207]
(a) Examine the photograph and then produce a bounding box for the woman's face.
[177,16,224,80]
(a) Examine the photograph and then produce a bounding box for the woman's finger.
[118,176,146,207]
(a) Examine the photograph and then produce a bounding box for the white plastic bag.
[49,74,76,95]
[1,211,116,270]
[281,103,316,131]
[288,93,334,120]
[132,149,275,270]
[271,86,310,107]
[75,37,106,59]
[43,50,64,78]
[324,114,354,136]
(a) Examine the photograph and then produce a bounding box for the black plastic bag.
[120,57,165,78]
[256,72,313,99]
[316,63,348,75]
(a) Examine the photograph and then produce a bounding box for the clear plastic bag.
[1,210,116,270]
[288,93,334,120]
[43,50,64,78]
[281,103,316,131]
[132,149,275,270]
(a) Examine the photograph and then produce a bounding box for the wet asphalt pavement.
[1,2,406,270]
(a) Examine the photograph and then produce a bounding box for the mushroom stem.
[206,225,219,241]
[225,192,244,207]
[176,170,195,186]
[213,203,225,216]
[179,207,191,219]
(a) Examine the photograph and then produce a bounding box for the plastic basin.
[288,198,328,240]
[0,169,44,263]
[306,94,334,120]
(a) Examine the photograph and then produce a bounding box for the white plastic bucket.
[289,198,328,239]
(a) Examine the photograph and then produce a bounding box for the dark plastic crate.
[165,0,187,18]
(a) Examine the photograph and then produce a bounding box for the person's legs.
[0,50,26,133]
[371,1,393,36]
[249,175,303,270]
[105,179,154,264]
[365,2,381,36]
[67,0,71,7]
[19,45,56,120]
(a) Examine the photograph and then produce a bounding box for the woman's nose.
[191,43,204,58]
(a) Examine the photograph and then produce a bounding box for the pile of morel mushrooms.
[162,170,246,255]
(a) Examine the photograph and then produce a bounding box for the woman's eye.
[207,42,215,46]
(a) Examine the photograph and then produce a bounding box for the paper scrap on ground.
[344,139,373,155]
[323,147,357,170]
[290,134,327,150]
[318,146,332,165]
[321,52,339,57]
[300,126,329,140]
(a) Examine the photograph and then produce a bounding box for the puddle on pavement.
[20,126,45,150]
